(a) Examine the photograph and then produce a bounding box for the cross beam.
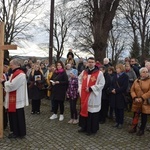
[0,45,17,50]
[0,22,17,138]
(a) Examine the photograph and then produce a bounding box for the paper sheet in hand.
[50,80,55,84]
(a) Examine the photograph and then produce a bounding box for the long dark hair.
[55,60,65,69]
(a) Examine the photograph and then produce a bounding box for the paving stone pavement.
[0,99,150,150]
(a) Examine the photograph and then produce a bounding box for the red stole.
[80,70,99,117]
[8,69,24,112]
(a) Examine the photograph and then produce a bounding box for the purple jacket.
[66,77,78,99]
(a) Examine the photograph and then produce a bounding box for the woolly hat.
[70,69,78,77]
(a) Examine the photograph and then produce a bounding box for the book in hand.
[35,75,41,81]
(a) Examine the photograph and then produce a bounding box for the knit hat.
[70,69,78,77]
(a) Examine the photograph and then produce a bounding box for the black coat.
[28,70,45,100]
[102,72,111,100]
[109,72,129,109]
[77,62,85,75]
[51,71,68,101]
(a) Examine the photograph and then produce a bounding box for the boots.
[128,127,137,133]
[136,130,144,136]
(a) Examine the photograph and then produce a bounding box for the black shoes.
[113,123,119,128]
[86,132,97,136]
[31,111,35,114]
[8,133,25,139]
[128,128,137,133]
[8,133,18,139]
[112,123,123,129]
[136,130,144,136]
[31,111,40,114]
[78,128,97,136]
[117,124,123,129]
[78,128,86,133]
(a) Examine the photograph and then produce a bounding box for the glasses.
[141,71,148,73]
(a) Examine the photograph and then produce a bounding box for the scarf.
[55,68,64,73]
[8,69,24,112]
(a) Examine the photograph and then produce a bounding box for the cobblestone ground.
[0,99,150,150]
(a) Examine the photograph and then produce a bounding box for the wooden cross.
[0,22,17,138]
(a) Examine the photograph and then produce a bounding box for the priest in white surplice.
[78,57,105,135]
[0,58,29,139]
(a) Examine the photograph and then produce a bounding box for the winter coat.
[28,70,45,100]
[131,64,140,78]
[66,77,78,99]
[130,77,150,114]
[77,62,85,75]
[51,71,68,101]
[109,72,129,109]
[125,69,137,92]
[102,72,111,100]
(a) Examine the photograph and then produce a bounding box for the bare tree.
[108,29,125,65]
[71,0,121,62]
[119,0,150,62]
[130,35,141,59]
[42,4,77,61]
[0,0,44,58]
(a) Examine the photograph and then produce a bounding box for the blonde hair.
[145,62,150,67]
[116,64,125,72]
[31,64,43,76]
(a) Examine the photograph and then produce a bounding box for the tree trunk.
[94,47,105,63]
[91,0,120,63]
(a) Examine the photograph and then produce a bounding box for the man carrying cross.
[0,58,29,138]
[2,58,9,130]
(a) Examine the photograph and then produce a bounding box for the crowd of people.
[0,49,150,138]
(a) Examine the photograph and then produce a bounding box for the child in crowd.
[66,69,79,124]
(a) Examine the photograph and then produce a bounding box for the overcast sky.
[9,0,94,58]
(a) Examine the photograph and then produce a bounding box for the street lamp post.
[49,0,55,65]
